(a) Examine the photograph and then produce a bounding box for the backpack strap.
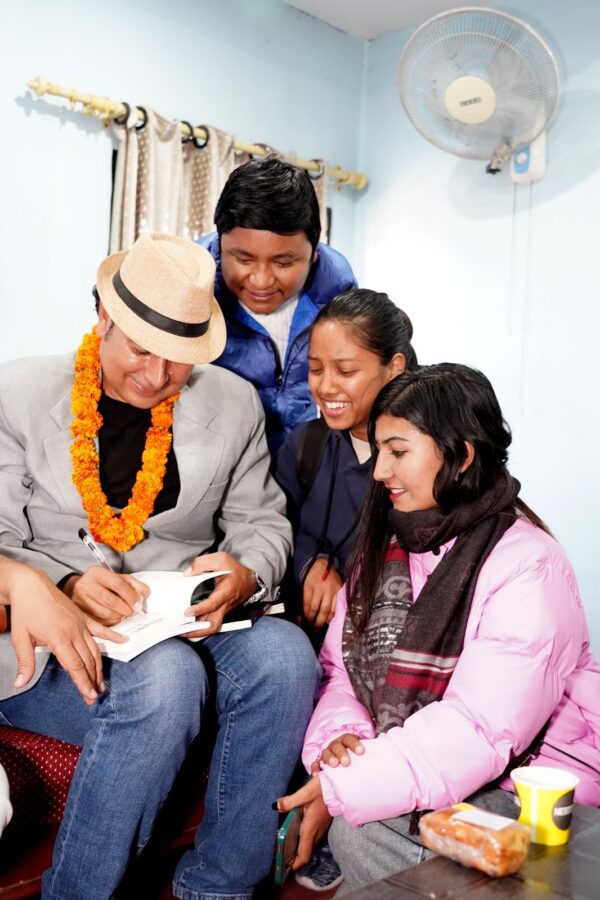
[295,417,332,495]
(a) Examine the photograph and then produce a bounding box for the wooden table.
[345,804,600,899]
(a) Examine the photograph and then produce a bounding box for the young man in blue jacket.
[199,157,356,454]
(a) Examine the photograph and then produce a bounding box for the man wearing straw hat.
[0,233,319,899]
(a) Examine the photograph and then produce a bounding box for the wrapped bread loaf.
[419,803,530,877]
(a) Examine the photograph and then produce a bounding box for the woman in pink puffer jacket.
[278,363,600,893]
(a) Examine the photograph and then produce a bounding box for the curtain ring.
[193,125,210,149]
[308,159,326,181]
[134,106,148,131]
[113,102,131,126]
[180,120,195,143]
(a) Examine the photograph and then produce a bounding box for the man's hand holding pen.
[63,529,148,625]
[62,567,149,626]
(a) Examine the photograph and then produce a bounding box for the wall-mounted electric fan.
[397,7,559,182]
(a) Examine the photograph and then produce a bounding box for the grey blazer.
[0,353,291,701]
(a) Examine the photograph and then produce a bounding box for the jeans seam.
[175,670,241,889]
[47,717,109,894]
[214,667,243,823]
[217,710,234,820]
[46,682,116,896]
[213,662,246,695]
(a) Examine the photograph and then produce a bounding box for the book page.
[94,570,230,661]
[134,569,231,614]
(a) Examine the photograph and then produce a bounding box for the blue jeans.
[0,638,205,899]
[173,618,319,900]
[0,617,319,900]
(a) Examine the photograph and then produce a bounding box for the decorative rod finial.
[28,76,48,97]
[352,173,369,190]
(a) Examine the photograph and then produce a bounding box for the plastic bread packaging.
[419,802,531,877]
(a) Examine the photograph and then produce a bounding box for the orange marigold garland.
[70,329,179,552]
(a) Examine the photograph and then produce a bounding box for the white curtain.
[288,153,329,244]
[110,111,329,252]
[110,108,183,252]
[180,125,242,242]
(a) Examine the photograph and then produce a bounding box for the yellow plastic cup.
[511,766,579,845]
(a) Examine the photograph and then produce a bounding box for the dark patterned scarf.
[342,474,520,734]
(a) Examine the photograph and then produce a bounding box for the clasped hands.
[275,733,365,870]
[63,550,257,638]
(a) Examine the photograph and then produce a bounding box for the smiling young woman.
[274,288,417,891]
[274,288,418,637]
[307,319,404,442]
[276,363,600,895]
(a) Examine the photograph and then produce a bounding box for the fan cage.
[398,7,559,161]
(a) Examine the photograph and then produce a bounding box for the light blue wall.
[1,0,599,651]
[356,0,600,651]
[0,0,363,359]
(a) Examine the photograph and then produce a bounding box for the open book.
[94,570,283,662]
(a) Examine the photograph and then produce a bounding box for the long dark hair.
[312,288,418,369]
[346,363,550,630]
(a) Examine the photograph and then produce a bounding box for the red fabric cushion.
[0,725,80,832]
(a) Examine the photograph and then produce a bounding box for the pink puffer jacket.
[302,518,600,826]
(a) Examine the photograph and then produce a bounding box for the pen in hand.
[77,528,147,614]
[78,528,112,570]
[321,555,333,582]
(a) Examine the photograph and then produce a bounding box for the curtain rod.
[27,77,368,191]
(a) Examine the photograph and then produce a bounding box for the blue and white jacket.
[199,233,356,453]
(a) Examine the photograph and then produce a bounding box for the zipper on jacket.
[274,324,312,390]
[268,325,312,391]
[269,337,283,389]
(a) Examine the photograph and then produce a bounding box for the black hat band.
[112,270,210,338]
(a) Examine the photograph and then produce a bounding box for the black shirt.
[98,392,180,516]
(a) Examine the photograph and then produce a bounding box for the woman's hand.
[319,732,365,768]
[303,558,342,630]
[276,776,332,870]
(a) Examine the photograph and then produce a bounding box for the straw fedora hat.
[96,232,226,365]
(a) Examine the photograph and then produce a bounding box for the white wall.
[0,0,363,359]
[355,0,600,650]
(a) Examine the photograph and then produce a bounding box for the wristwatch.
[244,571,270,606]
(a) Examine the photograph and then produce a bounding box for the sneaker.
[295,839,343,892]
